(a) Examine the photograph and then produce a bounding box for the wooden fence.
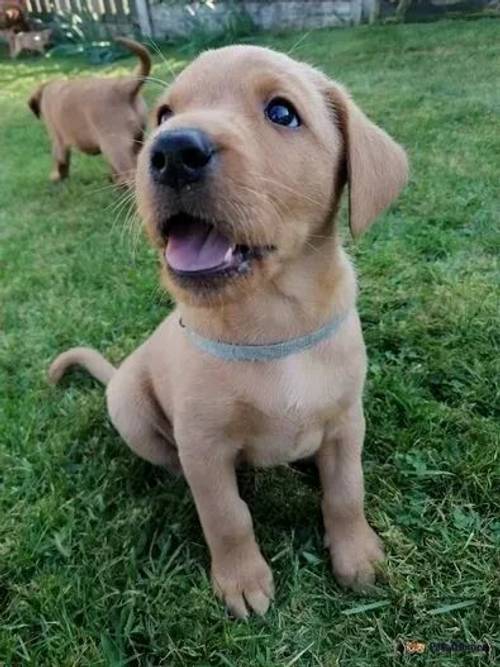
[25,0,140,37]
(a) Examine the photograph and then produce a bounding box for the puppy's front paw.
[211,546,274,618]
[327,521,384,591]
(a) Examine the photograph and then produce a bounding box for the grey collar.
[179,311,348,362]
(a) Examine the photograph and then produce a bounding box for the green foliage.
[51,8,104,43]
[31,10,139,64]
[1,18,499,666]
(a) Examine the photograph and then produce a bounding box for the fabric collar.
[179,311,348,362]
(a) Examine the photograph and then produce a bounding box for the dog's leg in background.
[179,441,274,618]
[101,141,137,187]
[50,133,70,182]
[11,37,20,59]
[7,33,16,58]
[317,402,384,590]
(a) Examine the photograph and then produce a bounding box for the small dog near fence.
[9,28,51,57]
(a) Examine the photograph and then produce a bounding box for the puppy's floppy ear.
[328,84,408,237]
[28,84,45,118]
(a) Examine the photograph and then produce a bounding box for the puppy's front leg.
[317,402,384,590]
[179,443,274,618]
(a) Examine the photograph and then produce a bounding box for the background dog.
[49,45,408,618]
[10,28,51,58]
[28,37,151,186]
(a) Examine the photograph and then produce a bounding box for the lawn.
[0,18,499,666]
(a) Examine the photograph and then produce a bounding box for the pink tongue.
[166,220,233,272]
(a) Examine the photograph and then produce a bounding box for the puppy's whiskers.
[286,31,312,57]
[107,185,135,219]
[85,181,124,197]
[250,173,325,210]
[146,38,180,82]
[304,240,326,256]
[229,181,288,237]
[108,189,135,216]
[129,75,170,88]
[308,232,339,241]
[108,192,136,239]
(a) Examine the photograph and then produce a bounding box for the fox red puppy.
[50,45,408,618]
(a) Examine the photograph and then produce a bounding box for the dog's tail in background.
[116,37,152,98]
[48,347,116,386]
[28,84,46,118]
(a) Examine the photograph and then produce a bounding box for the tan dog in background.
[28,38,151,186]
[49,45,408,618]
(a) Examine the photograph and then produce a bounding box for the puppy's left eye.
[157,105,173,125]
[265,98,301,128]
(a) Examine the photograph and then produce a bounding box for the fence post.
[362,0,379,24]
[134,0,153,38]
[351,0,362,25]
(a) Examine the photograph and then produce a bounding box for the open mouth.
[162,213,274,281]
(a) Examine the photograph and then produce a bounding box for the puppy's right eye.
[157,105,173,125]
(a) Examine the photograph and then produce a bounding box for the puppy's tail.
[48,347,116,387]
[116,37,151,97]
[28,83,46,118]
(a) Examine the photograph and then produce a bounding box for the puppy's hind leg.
[106,370,181,475]
[50,135,70,182]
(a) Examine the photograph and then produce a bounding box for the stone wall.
[145,0,498,40]
[148,1,376,40]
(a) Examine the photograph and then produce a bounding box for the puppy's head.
[136,45,408,306]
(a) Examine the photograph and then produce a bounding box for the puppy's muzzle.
[150,129,215,191]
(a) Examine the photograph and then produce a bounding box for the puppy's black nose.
[150,129,214,190]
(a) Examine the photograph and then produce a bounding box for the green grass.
[1,18,499,666]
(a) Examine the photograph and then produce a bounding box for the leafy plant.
[46,10,137,64]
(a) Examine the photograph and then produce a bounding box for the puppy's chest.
[238,353,343,466]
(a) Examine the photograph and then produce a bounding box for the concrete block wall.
[148,0,374,40]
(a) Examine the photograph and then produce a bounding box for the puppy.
[10,29,51,58]
[28,38,151,186]
[49,45,408,618]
